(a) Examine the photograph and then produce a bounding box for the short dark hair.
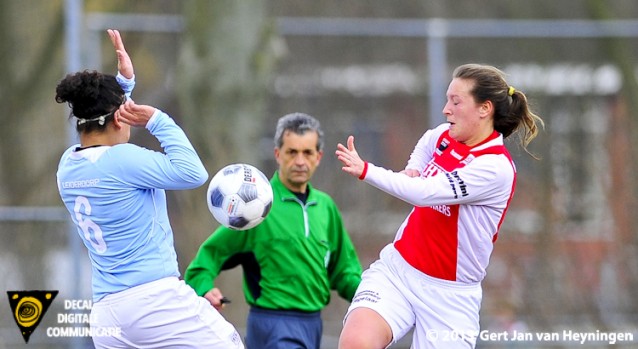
[274,113,324,151]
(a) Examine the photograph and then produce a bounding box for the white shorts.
[91,277,244,349]
[345,244,482,348]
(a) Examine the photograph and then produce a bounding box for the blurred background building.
[1,1,637,348]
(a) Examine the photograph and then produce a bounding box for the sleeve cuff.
[116,72,135,83]
[358,162,369,180]
[116,72,136,97]
[145,109,162,130]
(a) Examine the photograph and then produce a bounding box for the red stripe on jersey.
[491,148,516,242]
[472,142,516,243]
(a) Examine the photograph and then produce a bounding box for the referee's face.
[274,130,323,194]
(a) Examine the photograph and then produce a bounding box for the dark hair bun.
[55,70,123,120]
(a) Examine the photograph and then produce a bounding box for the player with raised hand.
[108,29,133,80]
[336,64,543,348]
[55,29,243,348]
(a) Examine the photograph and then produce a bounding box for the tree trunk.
[173,0,279,266]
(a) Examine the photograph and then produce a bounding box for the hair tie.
[76,112,109,126]
[508,86,516,96]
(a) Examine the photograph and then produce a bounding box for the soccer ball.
[206,163,273,230]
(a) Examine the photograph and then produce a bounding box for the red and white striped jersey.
[362,123,516,283]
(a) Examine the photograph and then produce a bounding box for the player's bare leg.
[339,308,393,349]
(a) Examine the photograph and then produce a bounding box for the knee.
[339,308,393,349]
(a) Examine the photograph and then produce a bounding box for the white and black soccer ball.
[206,163,273,230]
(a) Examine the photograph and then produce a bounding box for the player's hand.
[204,288,228,311]
[107,29,134,79]
[116,100,155,128]
[400,169,421,177]
[336,135,366,178]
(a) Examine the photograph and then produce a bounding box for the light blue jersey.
[56,74,208,301]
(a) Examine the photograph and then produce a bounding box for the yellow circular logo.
[15,296,42,328]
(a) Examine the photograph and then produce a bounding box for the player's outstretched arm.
[336,135,366,179]
[108,29,134,79]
